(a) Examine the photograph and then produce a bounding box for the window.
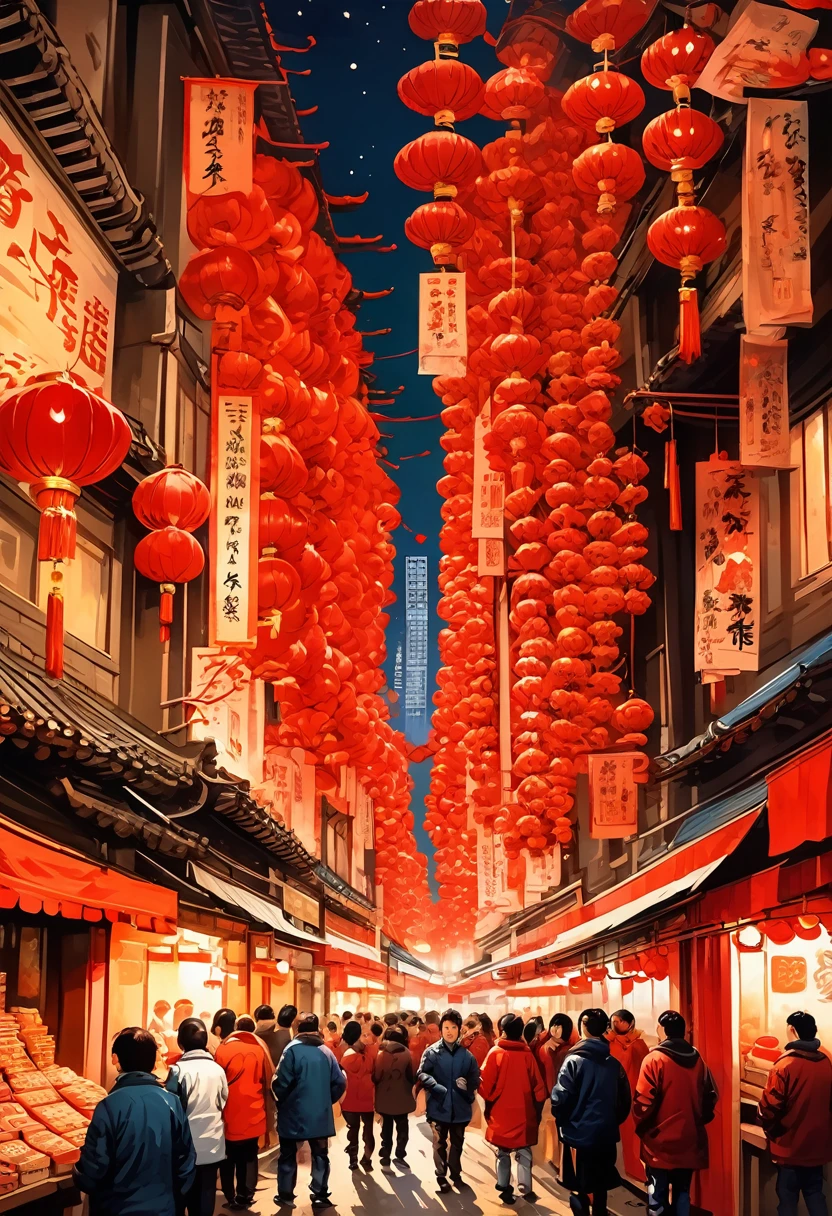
[323,799,352,884]
[37,531,112,654]
[790,403,832,581]
[0,484,37,602]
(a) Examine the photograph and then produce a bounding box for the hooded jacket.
[165,1049,228,1165]
[479,1039,547,1150]
[550,1037,631,1149]
[74,1072,196,1216]
[373,1040,417,1116]
[538,1037,571,1095]
[272,1032,347,1140]
[256,1020,292,1070]
[757,1039,832,1166]
[633,1039,718,1171]
[215,1031,272,1142]
[341,1042,375,1114]
[418,1036,481,1125]
[608,1027,649,1093]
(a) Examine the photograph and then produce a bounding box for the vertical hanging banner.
[478,537,506,577]
[695,458,761,676]
[743,98,812,331]
[740,336,793,468]
[183,78,256,200]
[476,821,498,910]
[473,399,505,539]
[418,271,467,376]
[209,389,259,646]
[588,753,647,839]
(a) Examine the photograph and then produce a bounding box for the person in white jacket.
[166,1018,229,1216]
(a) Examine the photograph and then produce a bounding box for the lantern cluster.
[180,155,437,948]
[132,466,211,642]
[641,25,726,363]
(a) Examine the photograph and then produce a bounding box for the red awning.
[0,822,177,931]
[767,730,832,855]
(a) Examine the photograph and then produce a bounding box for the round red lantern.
[566,0,654,50]
[648,203,726,362]
[641,25,715,101]
[398,59,484,127]
[642,108,724,182]
[405,200,476,263]
[394,130,483,196]
[408,0,487,51]
[186,186,277,251]
[178,247,261,319]
[132,466,211,533]
[216,350,264,391]
[483,66,546,121]
[134,528,205,642]
[562,70,645,134]
[572,141,645,213]
[258,547,303,636]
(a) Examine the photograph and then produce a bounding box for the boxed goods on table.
[0,1141,50,1187]
[17,1088,60,1113]
[39,1068,77,1090]
[59,1082,105,1119]
[0,1102,43,1140]
[7,1071,55,1094]
[61,1128,87,1149]
[35,1102,88,1137]
[0,1162,16,1196]
[21,1129,79,1174]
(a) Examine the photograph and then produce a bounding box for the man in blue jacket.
[74,1027,196,1216]
[418,1007,481,1194]
[272,1013,347,1209]
[551,1008,631,1216]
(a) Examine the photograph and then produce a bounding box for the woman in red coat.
[534,1014,574,1172]
[340,1021,376,1169]
[480,1014,546,1204]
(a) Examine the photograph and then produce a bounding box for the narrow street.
[241,1121,649,1216]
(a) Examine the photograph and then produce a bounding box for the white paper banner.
[188,648,263,785]
[185,79,256,198]
[473,399,505,539]
[740,336,794,467]
[418,271,467,376]
[476,821,498,909]
[210,393,257,645]
[695,459,761,675]
[478,537,506,576]
[696,3,817,103]
[743,98,811,331]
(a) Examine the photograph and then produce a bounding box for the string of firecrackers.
[178,146,437,947]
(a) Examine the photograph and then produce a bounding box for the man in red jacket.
[214,1011,272,1210]
[757,1010,832,1216]
[480,1014,546,1205]
[633,1010,718,1216]
[340,1020,376,1171]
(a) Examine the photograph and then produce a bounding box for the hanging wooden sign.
[588,753,646,839]
[184,78,256,200]
[209,388,259,646]
[478,537,505,577]
[695,457,761,676]
[418,271,467,376]
[473,399,505,539]
[740,336,793,468]
[743,98,811,331]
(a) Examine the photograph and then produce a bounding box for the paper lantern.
[572,141,645,213]
[186,186,278,251]
[483,66,547,120]
[258,548,303,636]
[132,466,211,533]
[394,130,484,195]
[641,25,715,101]
[178,246,261,318]
[648,203,726,362]
[566,0,655,50]
[642,108,723,202]
[134,528,204,643]
[405,200,476,263]
[409,0,488,51]
[562,70,645,134]
[398,59,484,126]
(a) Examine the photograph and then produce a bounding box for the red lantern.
[405,200,476,263]
[134,528,204,642]
[572,142,645,213]
[260,429,309,497]
[641,25,715,101]
[394,130,483,196]
[642,108,724,178]
[562,70,645,134]
[566,0,655,50]
[178,247,261,319]
[186,186,278,251]
[483,66,546,121]
[647,204,726,362]
[132,466,211,533]
[398,59,484,126]
[408,0,488,51]
[258,548,303,635]
[216,350,264,390]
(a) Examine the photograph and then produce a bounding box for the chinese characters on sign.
[696,2,818,102]
[588,753,646,840]
[187,647,264,785]
[740,335,793,467]
[473,399,505,539]
[210,394,258,645]
[695,458,761,676]
[184,79,256,199]
[418,272,468,376]
[0,117,117,393]
[743,98,812,330]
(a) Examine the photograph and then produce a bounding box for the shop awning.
[324,930,382,966]
[462,808,761,979]
[191,864,324,947]
[766,729,832,856]
[0,821,176,931]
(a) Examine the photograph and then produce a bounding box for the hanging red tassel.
[45,568,64,680]
[666,438,682,531]
[159,583,175,644]
[709,678,727,712]
[30,479,79,562]
[678,285,700,364]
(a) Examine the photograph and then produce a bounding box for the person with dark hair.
[551,1008,631,1215]
[633,1010,718,1216]
[342,1010,354,1027]
[462,1015,490,1067]
[165,1019,229,1216]
[424,1010,441,1045]
[383,1011,400,1028]
[74,1027,196,1216]
[757,1010,832,1216]
[418,1008,481,1193]
[536,1014,574,1172]
[367,1020,383,1065]
[479,1013,496,1049]
[408,1015,430,1075]
[215,1010,272,1209]
[607,1008,649,1183]
[374,1024,416,1166]
[211,1008,237,1044]
[480,1013,546,1205]
[341,1020,376,1171]
[255,1002,295,1070]
[272,1011,347,1209]
[324,1019,345,1063]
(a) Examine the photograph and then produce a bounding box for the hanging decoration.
[588,751,649,838]
[0,371,132,679]
[133,466,211,644]
[739,337,792,468]
[647,205,727,364]
[695,2,816,101]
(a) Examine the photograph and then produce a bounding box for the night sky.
[265,0,509,886]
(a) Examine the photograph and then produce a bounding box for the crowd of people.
[70,1001,832,1216]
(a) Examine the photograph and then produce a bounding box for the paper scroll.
[588,753,646,839]
[740,336,793,467]
[184,79,256,199]
[418,272,467,376]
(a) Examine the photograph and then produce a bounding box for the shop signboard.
[473,399,505,540]
[209,391,259,646]
[0,113,117,395]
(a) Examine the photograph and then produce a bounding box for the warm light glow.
[734,924,764,951]
[413,941,432,954]
[275,959,291,975]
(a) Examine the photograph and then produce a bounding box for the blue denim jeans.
[277,1137,330,1201]
[776,1165,829,1216]
[646,1167,694,1215]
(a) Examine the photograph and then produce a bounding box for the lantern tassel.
[679,285,701,364]
[159,582,175,644]
[666,439,683,531]
[45,568,64,680]
[31,479,80,562]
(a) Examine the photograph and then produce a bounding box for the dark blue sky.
[266,0,509,884]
